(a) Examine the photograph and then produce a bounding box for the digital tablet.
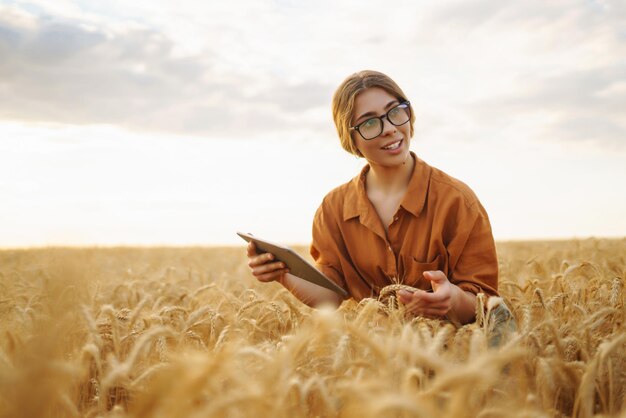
[237,232,348,297]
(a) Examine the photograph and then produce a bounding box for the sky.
[1,0,625,247]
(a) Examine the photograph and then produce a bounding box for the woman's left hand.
[397,270,454,318]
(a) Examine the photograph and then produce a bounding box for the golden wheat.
[0,240,624,417]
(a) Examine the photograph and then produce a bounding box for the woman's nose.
[380,116,397,136]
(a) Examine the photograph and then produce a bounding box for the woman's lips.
[381,139,403,153]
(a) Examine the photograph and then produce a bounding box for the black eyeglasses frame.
[350,101,411,141]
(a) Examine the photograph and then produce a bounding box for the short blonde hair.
[331,70,415,157]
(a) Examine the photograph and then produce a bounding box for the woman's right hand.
[246,241,290,283]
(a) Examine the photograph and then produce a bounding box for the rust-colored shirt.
[310,151,498,301]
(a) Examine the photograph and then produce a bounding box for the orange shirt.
[310,151,498,301]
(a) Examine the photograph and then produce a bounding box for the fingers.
[248,251,274,268]
[246,241,257,257]
[423,270,447,282]
[245,244,289,282]
[405,301,449,311]
[397,290,417,305]
[255,268,290,283]
[253,261,287,275]
[414,291,448,303]
[397,289,451,317]
[398,289,448,304]
[247,252,289,282]
[423,270,450,293]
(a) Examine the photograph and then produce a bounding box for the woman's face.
[351,87,412,167]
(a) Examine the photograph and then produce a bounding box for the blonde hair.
[331,70,415,157]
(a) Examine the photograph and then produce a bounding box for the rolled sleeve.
[310,203,350,299]
[447,202,499,297]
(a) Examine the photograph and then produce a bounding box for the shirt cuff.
[456,282,484,296]
[316,263,350,300]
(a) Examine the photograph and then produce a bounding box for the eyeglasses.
[350,101,411,140]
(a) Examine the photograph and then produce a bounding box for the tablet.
[237,232,349,297]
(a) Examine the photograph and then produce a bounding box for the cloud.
[467,66,626,149]
[412,0,626,150]
[1,0,625,150]
[0,5,334,137]
[432,0,626,31]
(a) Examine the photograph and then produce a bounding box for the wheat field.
[0,239,624,418]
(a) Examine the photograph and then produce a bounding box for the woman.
[246,70,498,325]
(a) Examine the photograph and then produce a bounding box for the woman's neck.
[366,153,415,195]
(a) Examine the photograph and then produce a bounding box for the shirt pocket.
[400,255,442,290]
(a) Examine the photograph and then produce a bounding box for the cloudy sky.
[1,0,625,247]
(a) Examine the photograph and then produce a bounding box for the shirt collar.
[343,151,431,221]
